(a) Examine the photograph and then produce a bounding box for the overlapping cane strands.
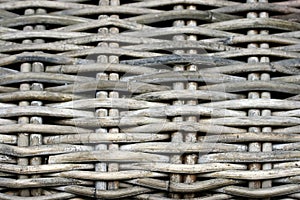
[0,0,299,199]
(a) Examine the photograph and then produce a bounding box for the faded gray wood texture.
[0,0,299,199]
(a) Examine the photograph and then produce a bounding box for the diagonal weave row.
[0,0,299,199]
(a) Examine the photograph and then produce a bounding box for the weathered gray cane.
[0,0,299,199]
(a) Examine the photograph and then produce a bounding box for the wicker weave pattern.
[0,0,299,199]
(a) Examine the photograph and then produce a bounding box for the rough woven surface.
[0,0,299,199]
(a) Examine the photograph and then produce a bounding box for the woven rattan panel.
[0,0,299,199]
